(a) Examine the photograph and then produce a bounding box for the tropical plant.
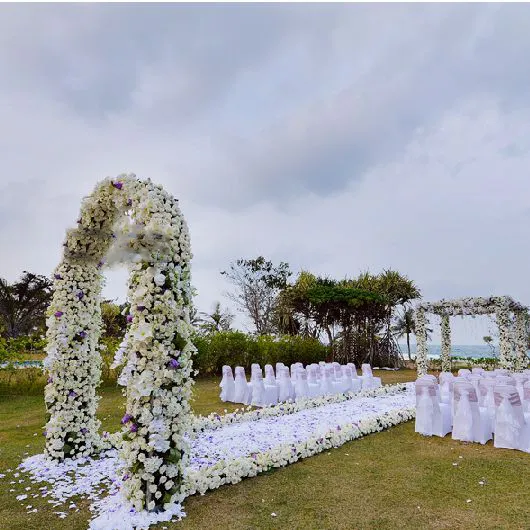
[198,301,234,334]
[0,272,53,338]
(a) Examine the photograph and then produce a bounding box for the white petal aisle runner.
[14,383,415,530]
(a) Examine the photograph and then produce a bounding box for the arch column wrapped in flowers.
[44,174,195,511]
[415,296,528,375]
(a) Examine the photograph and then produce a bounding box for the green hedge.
[192,331,330,376]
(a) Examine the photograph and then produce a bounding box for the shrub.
[191,331,330,376]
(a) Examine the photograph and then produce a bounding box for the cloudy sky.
[1,3,530,345]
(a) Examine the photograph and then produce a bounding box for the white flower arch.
[44,174,195,511]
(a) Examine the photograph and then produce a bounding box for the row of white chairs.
[415,368,530,453]
[220,362,382,407]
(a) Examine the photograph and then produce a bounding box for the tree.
[198,301,234,334]
[221,256,291,335]
[0,272,53,338]
[392,308,416,360]
[101,299,127,337]
[483,335,496,357]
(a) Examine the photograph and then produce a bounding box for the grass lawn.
[1,369,529,529]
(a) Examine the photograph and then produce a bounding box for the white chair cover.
[264,364,276,385]
[472,367,485,375]
[457,368,471,378]
[295,369,310,400]
[320,366,334,395]
[341,366,354,392]
[439,372,455,404]
[512,373,529,402]
[278,366,295,402]
[415,379,452,437]
[493,384,529,451]
[250,371,267,407]
[307,365,321,397]
[360,363,382,390]
[347,363,362,392]
[219,365,235,402]
[523,381,530,415]
[234,366,250,404]
[263,364,279,405]
[452,381,492,444]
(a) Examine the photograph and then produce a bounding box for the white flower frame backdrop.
[415,296,528,375]
[44,174,195,512]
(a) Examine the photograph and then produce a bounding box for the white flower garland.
[44,174,196,512]
[514,311,528,372]
[192,383,409,433]
[415,308,428,376]
[440,314,451,372]
[183,406,415,496]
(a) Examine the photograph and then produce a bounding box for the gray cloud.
[2,4,530,343]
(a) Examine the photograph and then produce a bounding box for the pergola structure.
[414,296,528,375]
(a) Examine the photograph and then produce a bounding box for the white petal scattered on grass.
[16,494,28,501]
[271,512,277,517]
[466,499,472,503]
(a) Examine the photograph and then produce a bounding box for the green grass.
[1,370,529,529]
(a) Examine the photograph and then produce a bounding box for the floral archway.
[43,174,195,511]
[415,296,528,375]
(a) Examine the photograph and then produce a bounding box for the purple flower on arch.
[111,181,123,190]
[168,358,180,369]
[126,198,132,207]
[76,290,84,300]
[97,261,104,269]
[47,377,53,384]
[54,274,63,280]
[121,413,133,424]
[129,423,138,433]
[54,311,63,318]
[137,305,146,312]
[80,428,88,435]
[68,390,77,398]
[126,314,133,323]
[78,331,87,339]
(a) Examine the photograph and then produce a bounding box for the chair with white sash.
[341,366,354,393]
[452,380,492,444]
[457,368,472,378]
[361,363,382,390]
[307,365,322,398]
[263,364,279,405]
[415,378,452,437]
[512,373,529,403]
[250,370,267,407]
[347,363,363,393]
[320,365,334,395]
[233,366,250,404]
[219,365,235,402]
[295,369,310,400]
[493,384,530,452]
[439,372,455,405]
[278,366,295,402]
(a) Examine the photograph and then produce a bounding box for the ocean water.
[398,344,530,359]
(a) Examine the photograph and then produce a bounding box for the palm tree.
[392,307,433,360]
[0,272,53,338]
[198,301,234,334]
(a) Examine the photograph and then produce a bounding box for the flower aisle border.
[184,404,415,496]
[15,394,415,529]
[191,383,410,433]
